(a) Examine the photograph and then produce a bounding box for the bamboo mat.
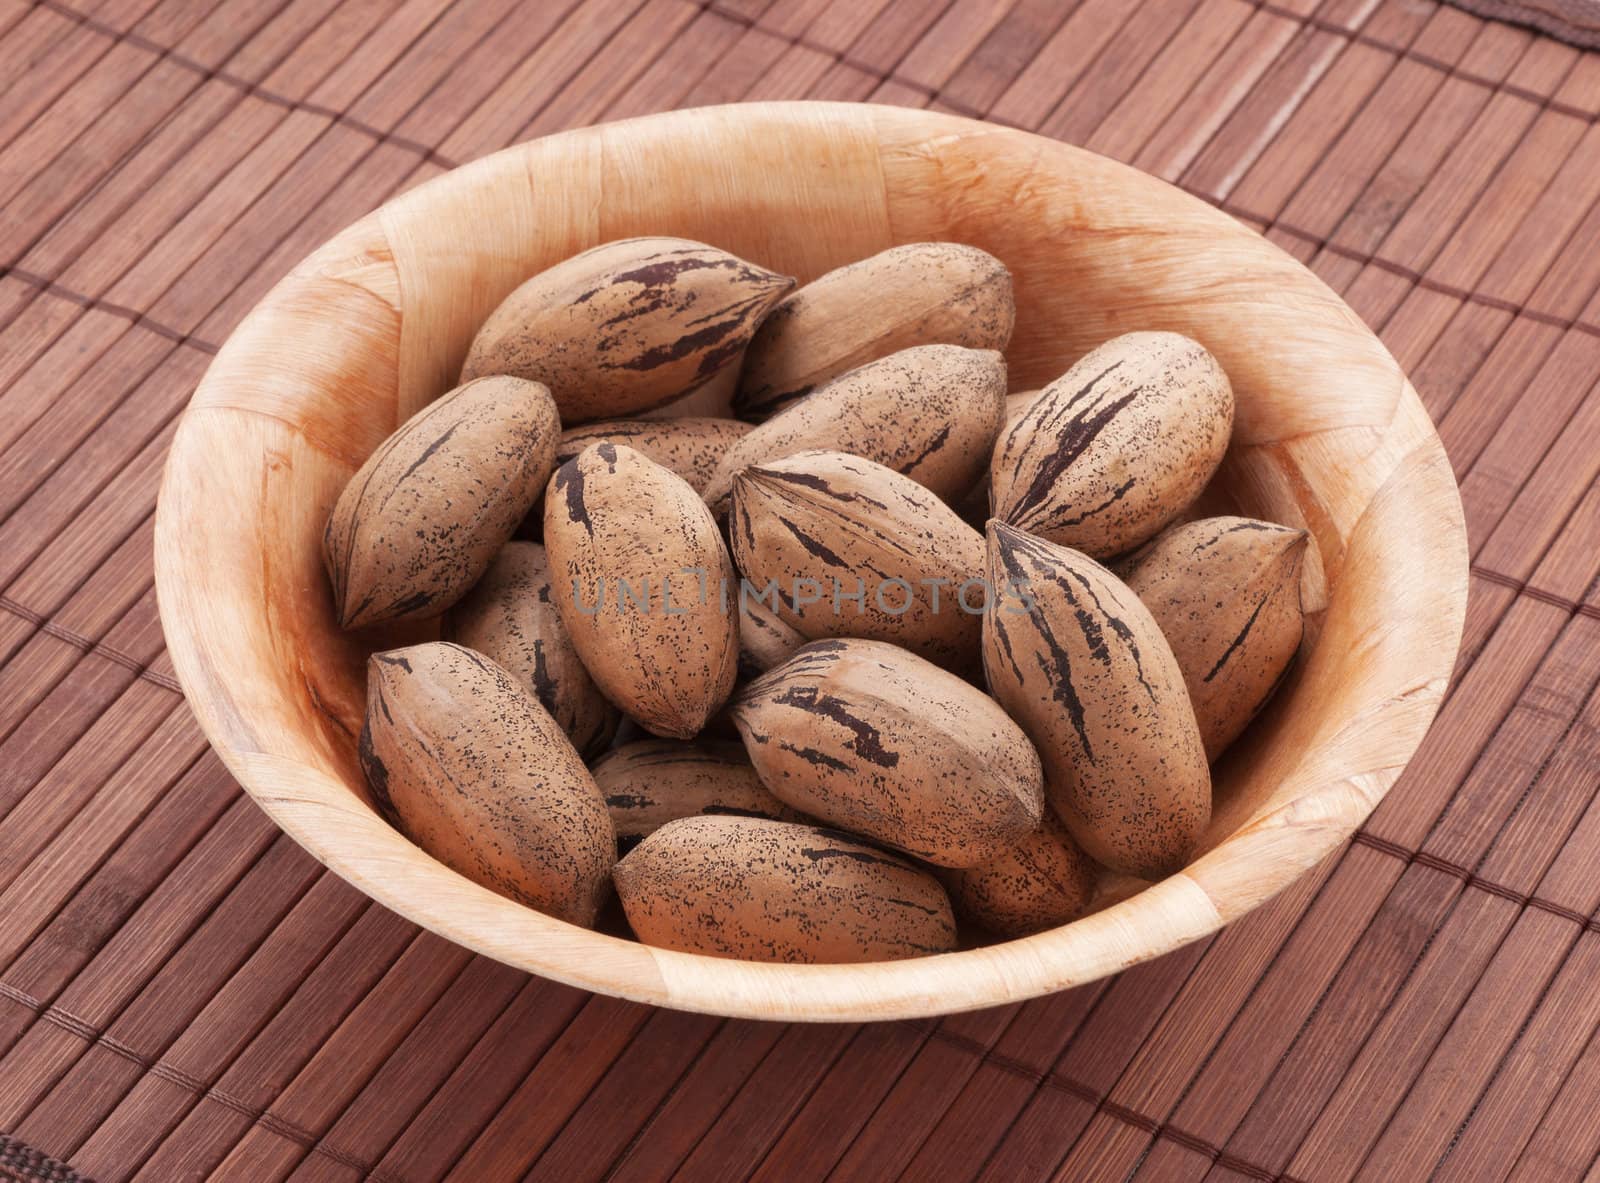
[1,0,1599,1179]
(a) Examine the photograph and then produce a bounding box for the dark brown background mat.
[1,0,1599,1179]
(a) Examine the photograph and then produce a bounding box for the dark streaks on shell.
[707,344,1005,511]
[606,792,654,810]
[385,420,461,508]
[596,266,790,376]
[901,422,952,474]
[741,640,847,693]
[602,312,744,373]
[608,252,744,291]
[990,526,1095,761]
[617,750,746,769]
[552,457,592,536]
[1009,366,1136,520]
[775,514,850,569]
[748,467,839,496]
[694,334,754,382]
[613,815,953,963]
[1211,519,1279,542]
[445,644,499,679]
[528,638,558,711]
[343,588,377,628]
[596,288,673,329]
[1039,476,1137,531]
[1199,541,1303,687]
[773,684,900,767]
[357,718,401,828]
[989,600,1026,686]
[883,896,944,918]
[778,740,853,772]
[799,845,908,870]
[1204,586,1272,683]
[573,249,718,304]
[743,461,933,564]
[1064,566,1156,703]
[382,589,437,620]
[334,391,457,606]
[734,498,758,558]
[740,381,813,419]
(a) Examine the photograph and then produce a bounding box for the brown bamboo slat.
[0,0,1598,1178]
[205,932,477,1180]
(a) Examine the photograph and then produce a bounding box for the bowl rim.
[154,101,1469,1021]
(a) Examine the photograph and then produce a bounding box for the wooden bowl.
[154,103,1467,1021]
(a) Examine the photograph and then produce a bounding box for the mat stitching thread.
[921,96,1600,341]
[0,595,180,693]
[0,10,1595,1174]
[769,0,1600,129]
[0,974,1355,1183]
[5,206,1599,380]
[923,1025,1301,1182]
[10,3,1600,343]
[1253,4,1595,126]
[0,972,512,1183]
[27,0,456,170]
[904,20,1600,341]
[31,0,1600,134]
[585,0,1600,130]
[0,979,378,1176]
[920,819,1600,1183]
[2,267,218,354]
[0,647,1586,1179]
[1211,210,1600,344]
[1350,831,1599,927]
[1473,567,1600,617]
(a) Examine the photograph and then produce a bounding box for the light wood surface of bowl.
[154,103,1467,1022]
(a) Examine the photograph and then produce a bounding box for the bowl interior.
[155,103,1467,1021]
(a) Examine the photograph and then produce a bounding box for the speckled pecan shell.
[982,521,1210,879]
[542,443,739,739]
[941,809,1097,938]
[956,389,1038,525]
[957,391,1045,525]
[594,739,806,852]
[556,416,751,493]
[1123,516,1309,759]
[442,541,619,759]
[613,815,957,963]
[738,591,807,677]
[359,642,614,925]
[731,638,1043,868]
[460,237,794,422]
[702,344,1007,513]
[729,450,986,672]
[323,376,559,630]
[990,332,1233,558]
[1004,389,1041,429]
[735,243,1015,420]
